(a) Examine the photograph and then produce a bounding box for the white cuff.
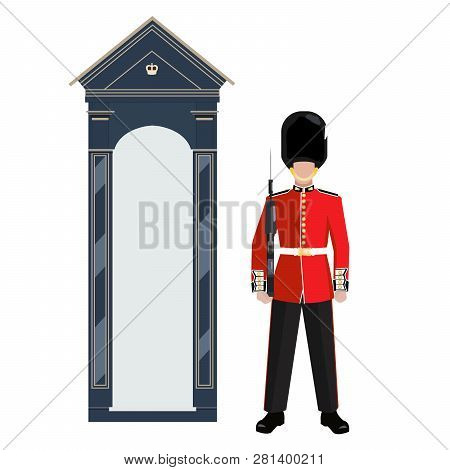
[251,270,267,293]
[333,268,349,291]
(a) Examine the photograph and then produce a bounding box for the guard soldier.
[252,111,350,434]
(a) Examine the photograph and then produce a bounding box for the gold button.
[302,193,306,198]
[302,234,306,239]
[302,217,306,222]
[302,223,306,227]
[302,229,306,233]
[302,240,306,245]
[302,204,306,209]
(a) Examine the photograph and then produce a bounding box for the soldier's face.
[293,161,316,179]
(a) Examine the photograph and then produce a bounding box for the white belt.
[278,247,328,256]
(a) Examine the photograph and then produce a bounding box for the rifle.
[265,150,277,296]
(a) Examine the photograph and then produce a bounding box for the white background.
[0,0,449,468]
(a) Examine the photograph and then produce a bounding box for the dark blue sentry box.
[71,16,232,422]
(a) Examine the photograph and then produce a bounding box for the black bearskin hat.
[281,111,327,168]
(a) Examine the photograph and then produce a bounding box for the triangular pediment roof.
[70,16,233,90]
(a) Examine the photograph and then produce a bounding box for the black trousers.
[264,299,338,413]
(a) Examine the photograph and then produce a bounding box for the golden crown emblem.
[146,63,159,76]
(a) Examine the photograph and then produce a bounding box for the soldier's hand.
[334,291,347,303]
[257,292,273,304]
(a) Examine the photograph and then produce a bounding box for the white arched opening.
[111,126,194,411]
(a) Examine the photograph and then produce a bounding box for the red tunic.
[251,185,349,304]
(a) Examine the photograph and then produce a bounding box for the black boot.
[256,412,285,434]
[321,411,349,434]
